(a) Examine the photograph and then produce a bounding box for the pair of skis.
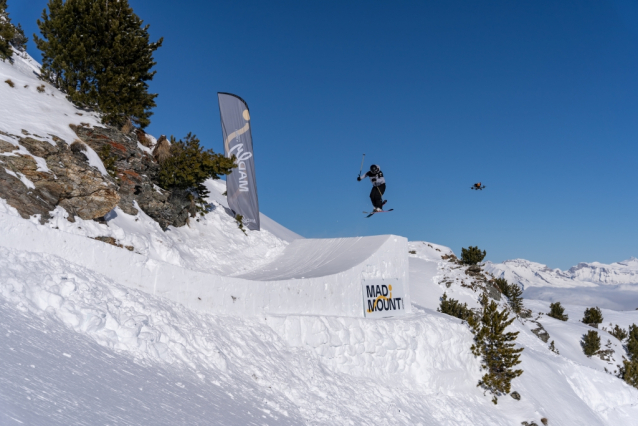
[363,208,394,218]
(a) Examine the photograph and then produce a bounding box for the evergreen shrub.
[158,133,235,211]
[622,360,638,389]
[470,294,523,404]
[627,324,638,360]
[235,214,247,236]
[582,307,603,325]
[547,302,568,321]
[493,278,524,314]
[581,330,600,357]
[461,246,486,265]
[34,0,163,127]
[0,0,16,61]
[10,22,26,51]
[609,325,628,342]
[438,293,472,321]
[621,324,638,389]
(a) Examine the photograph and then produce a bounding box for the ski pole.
[377,185,384,204]
[358,154,365,178]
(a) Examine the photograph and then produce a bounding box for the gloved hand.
[357,176,362,181]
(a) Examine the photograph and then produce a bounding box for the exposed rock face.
[71,125,195,229]
[485,281,502,301]
[0,125,196,229]
[0,132,119,222]
[465,265,482,276]
[530,321,550,343]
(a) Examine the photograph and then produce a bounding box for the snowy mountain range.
[485,257,638,289]
[484,258,638,311]
[2,49,638,425]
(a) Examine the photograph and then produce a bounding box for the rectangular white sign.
[362,279,407,318]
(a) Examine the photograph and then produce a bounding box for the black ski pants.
[370,184,386,209]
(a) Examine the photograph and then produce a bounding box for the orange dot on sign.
[389,285,393,291]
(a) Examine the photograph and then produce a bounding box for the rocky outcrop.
[0,124,196,229]
[485,280,502,301]
[530,321,550,343]
[0,131,119,222]
[72,125,195,229]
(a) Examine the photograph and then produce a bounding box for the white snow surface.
[1,235,638,424]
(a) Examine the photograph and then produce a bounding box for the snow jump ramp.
[0,214,409,317]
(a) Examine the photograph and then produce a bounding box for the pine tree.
[582,307,603,325]
[11,22,27,51]
[621,324,638,389]
[438,292,472,321]
[581,330,600,357]
[461,246,486,265]
[493,278,524,314]
[609,324,628,342]
[507,283,524,314]
[34,0,163,127]
[493,278,509,295]
[158,133,236,210]
[622,359,638,389]
[627,324,638,360]
[470,294,523,404]
[547,302,568,321]
[0,0,16,61]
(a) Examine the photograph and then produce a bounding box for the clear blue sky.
[9,0,638,269]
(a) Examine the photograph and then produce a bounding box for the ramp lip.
[234,235,396,281]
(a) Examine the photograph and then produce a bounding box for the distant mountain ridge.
[484,257,638,290]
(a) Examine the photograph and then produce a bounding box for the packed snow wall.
[0,213,409,317]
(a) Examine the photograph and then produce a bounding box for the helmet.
[370,164,380,174]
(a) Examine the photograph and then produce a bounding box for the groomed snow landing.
[236,236,395,280]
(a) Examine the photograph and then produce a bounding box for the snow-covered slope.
[0,49,108,176]
[2,240,638,425]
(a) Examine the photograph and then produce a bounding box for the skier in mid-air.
[358,164,387,212]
